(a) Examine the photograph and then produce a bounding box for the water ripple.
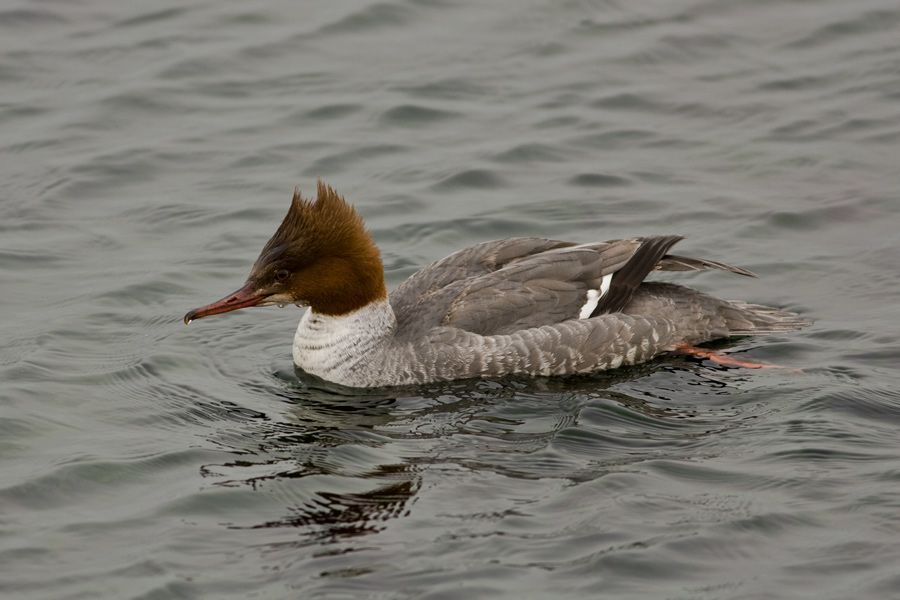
[379,104,461,127]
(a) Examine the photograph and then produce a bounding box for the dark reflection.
[249,477,419,543]
[202,356,753,544]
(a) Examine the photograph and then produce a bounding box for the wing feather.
[589,236,683,317]
[657,254,756,277]
[389,235,752,339]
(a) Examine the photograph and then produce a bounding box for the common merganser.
[185,182,808,387]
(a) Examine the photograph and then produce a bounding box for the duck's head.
[184,181,386,324]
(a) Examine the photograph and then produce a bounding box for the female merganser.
[185,182,808,387]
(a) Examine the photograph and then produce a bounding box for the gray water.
[3,1,900,598]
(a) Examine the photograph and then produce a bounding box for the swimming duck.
[184,182,808,387]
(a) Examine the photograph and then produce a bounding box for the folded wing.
[390,236,754,338]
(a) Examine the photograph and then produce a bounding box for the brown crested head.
[184,181,386,323]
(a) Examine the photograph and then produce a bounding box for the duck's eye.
[274,269,289,283]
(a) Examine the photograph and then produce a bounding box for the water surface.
[2,1,900,598]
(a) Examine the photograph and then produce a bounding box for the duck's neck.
[292,299,396,381]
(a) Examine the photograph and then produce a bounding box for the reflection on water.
[200,361,762,548]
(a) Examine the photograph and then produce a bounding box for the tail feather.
[723,301,811,335]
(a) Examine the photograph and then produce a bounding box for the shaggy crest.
[256,181,374,268]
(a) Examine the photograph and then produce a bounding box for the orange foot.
[674,344,782,369]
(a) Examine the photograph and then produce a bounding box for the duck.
[184,182,808,388]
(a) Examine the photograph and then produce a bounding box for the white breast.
[292,299,396,386]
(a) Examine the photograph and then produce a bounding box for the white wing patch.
[578,289,600,319]
[599,273,612,298]
[578,274,613,319]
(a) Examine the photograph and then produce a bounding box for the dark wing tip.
[590,235,684,317]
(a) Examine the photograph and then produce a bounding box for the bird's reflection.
[200,355,754,544]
